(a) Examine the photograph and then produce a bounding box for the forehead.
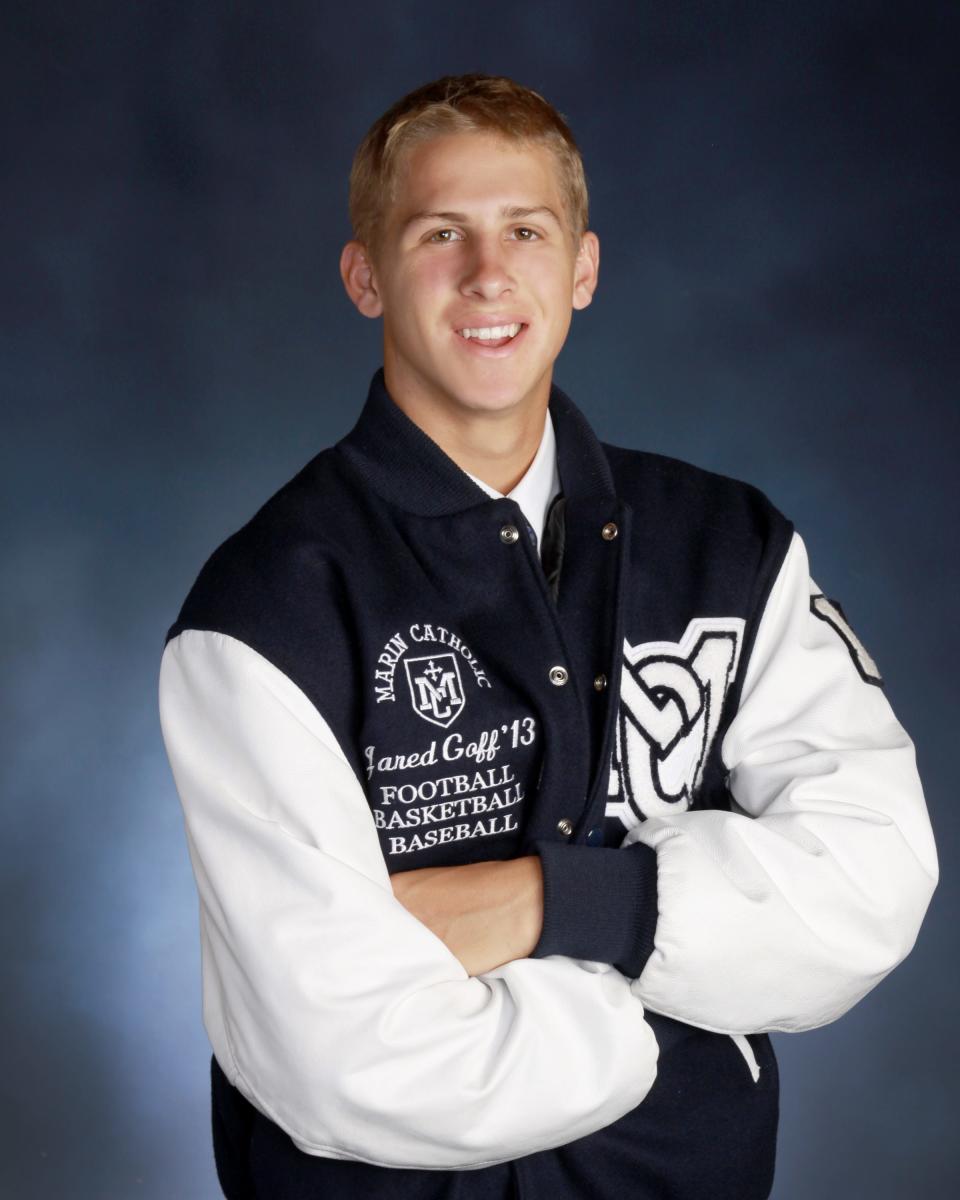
[389,132,566,223]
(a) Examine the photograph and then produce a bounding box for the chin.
[448,371,547,415]
[449,389,532,417]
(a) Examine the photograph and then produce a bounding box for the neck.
[442,409,547,495]
[383,366,549,495]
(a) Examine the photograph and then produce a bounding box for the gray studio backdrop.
[3,2,957,1197]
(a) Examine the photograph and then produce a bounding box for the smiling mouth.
[456,322,526,349]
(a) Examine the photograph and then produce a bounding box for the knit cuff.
[530,840,659,979]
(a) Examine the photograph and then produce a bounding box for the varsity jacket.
[158,368,938,1200]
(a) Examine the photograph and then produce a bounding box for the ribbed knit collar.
[336,367,616,517]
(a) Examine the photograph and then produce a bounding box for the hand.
[390,856,544,977]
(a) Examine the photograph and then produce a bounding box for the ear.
[572,231,600,311]
[340,240,383,318]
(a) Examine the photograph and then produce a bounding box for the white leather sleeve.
[159,628,659,1170]
[623,531,938,1033]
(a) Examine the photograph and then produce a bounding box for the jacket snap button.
[549,665,569,686]
[586,826,602,845]
[557,818,574,836]
[593,673,607,692]
[601,522,618,541]
[500,524,520,544]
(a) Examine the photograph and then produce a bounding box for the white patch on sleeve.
[810,589,883,686]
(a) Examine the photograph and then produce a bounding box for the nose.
[459,233,515,301]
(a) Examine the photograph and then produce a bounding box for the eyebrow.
[402,205,563,232]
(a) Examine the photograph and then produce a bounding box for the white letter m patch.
[607,618,745,832]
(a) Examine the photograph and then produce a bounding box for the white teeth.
[458,322,522,340]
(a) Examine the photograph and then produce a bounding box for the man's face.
[346,131,598,421]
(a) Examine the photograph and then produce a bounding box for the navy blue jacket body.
[160,368,935,1198]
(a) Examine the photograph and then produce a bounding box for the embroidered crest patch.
[373,622,491,718]
[403,653,466,728]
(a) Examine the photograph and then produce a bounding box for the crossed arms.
[158,531,937,1168]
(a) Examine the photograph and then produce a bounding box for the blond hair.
[348,73,589,260]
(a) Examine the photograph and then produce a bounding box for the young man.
[159,75,938,1199]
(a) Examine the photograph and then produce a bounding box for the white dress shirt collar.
[463,410,561,555]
